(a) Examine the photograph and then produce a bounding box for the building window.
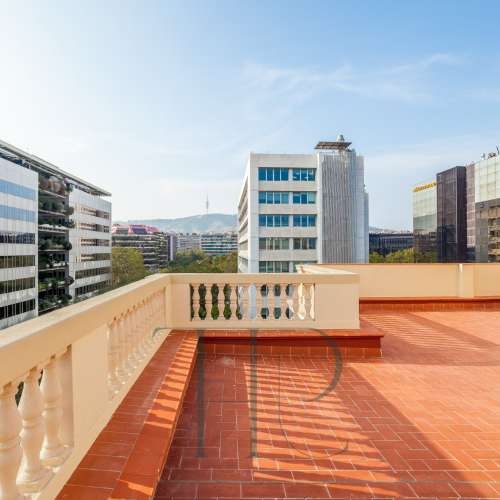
[0,205,36,223]
[293,238,316,250]
[0,232,35,244]
[292,169,315,181]
[258,191,289,204]
[259,261,289,272]
[80,253,111,262]
[258,168,289,181]
[75,280,109,297]
[0,277,36,295]
[0,255,36,269]
[259,237,289,250]
[292,192,316,204]
[0,299,36,320]
[259,215,289,227]
[0,179,36,201]
[75,267,111,279]
[293,215,316,227]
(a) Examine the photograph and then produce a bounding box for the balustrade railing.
[0,269,359,499]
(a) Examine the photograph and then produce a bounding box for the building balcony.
[1,264,500,499]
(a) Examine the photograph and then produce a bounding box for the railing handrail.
[0,274,169,388]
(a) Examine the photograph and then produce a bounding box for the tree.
[161,250,237,273]
[369,252,385,263]
[385,248,415,263]
[112,247,148,287]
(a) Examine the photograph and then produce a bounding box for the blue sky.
[2,0,500,229]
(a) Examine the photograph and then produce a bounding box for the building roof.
[315,134,352,150]
[112,223,161,235]
[0,138,111,197]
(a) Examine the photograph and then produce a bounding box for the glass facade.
[258,168,289,181]
[292,168,315,181]
[474,155,500,262]
[259,261,289,273]
[0,255,36,269]
[259,215,289,227]
[0,232,36,244]
[293,215,316,227]
[259,237,289,250]
[412,181,437,261]
[0,277,36,295]
[292,192,316,204]
[293,237,316,250]
[258,191,289,204]
[436,166,467,262]
[0,204,36,223]
[0,299,36,320]
[0,179,37,201]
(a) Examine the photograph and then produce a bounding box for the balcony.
[0,264,500,499]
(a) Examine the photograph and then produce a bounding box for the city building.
[200,232,237,256]
[112,224,175,272]
[436,166,467,262]
[176,233,201,252]
[238,135,369,273]
[369,232,413,257]
[0,139,111,329]
[474,152,500,262]
[412,180,437,261]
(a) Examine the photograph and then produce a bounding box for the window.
[75,267,111,279]
[293,238,317,250]
[292,168,315,181]
[0,255,36,269]
[259,238,289,250]
[258,168,289,181]
[0,232,35,244]
[0,205,35,223]
[292,192,316,204]
[293,215,316,227]
[0,277,36,295]
[0,299,36,320]
[75,281,109,297]
[259,261,290,272]
[258,191,289,204]
[0,179,36,201]
[259,215,289,227]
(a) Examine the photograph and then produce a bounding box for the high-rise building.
[238,135,369,273]
[436,166,467,262]
[412,180,437,261]
[176,233,201,252]
[369,232,413,257]
[111,224,175,272]
[200,232,237,256]
[0,139,111,329]
[474,152,500,262]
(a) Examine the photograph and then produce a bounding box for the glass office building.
[474,154,500,262]
[412,181,437,261]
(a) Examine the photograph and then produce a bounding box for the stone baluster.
[192,284,200,320]
[240,285,249,320]
[308,284,315,320]
[217,284,225,321]
[125,311,139,369]
[280,283,288,320]
[58,349,74,449]
[107,320,120,397]
[40,355,66,467]
[0,382,23,500]
[133,307,145,361]
[116,315,128,381]
[291,284,299,320]
[18,367,52,493]
[229,285,238,320]
[271,284,279,320]
[303,284,312,320]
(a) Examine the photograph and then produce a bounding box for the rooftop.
[1,264,500,499]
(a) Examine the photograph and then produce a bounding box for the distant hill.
[116,213,237,233]
[116,213,401,234]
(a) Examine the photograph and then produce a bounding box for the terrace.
[1,264,500,499]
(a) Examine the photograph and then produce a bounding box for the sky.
[2,1,500,229]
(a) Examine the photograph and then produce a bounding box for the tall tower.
[205,195,209,215]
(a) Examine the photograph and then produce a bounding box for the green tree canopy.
[161,250,237,273]
[112,247,148,287]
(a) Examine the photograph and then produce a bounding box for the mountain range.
[115,213,402,234]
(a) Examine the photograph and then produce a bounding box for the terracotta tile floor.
[156,311,500,499]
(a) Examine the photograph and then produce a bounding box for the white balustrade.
[0,270,358,499]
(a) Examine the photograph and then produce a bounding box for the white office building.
[201,232,237,256]
[238,135,369,273]
[0,139,111,329]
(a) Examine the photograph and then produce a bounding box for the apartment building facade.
[0,139,111,329]
[238,136,369,273]
[200,232,237,256]
[176,233,201,252]
[112,224,175,272]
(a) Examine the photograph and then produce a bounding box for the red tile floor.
[156,311,500,499]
